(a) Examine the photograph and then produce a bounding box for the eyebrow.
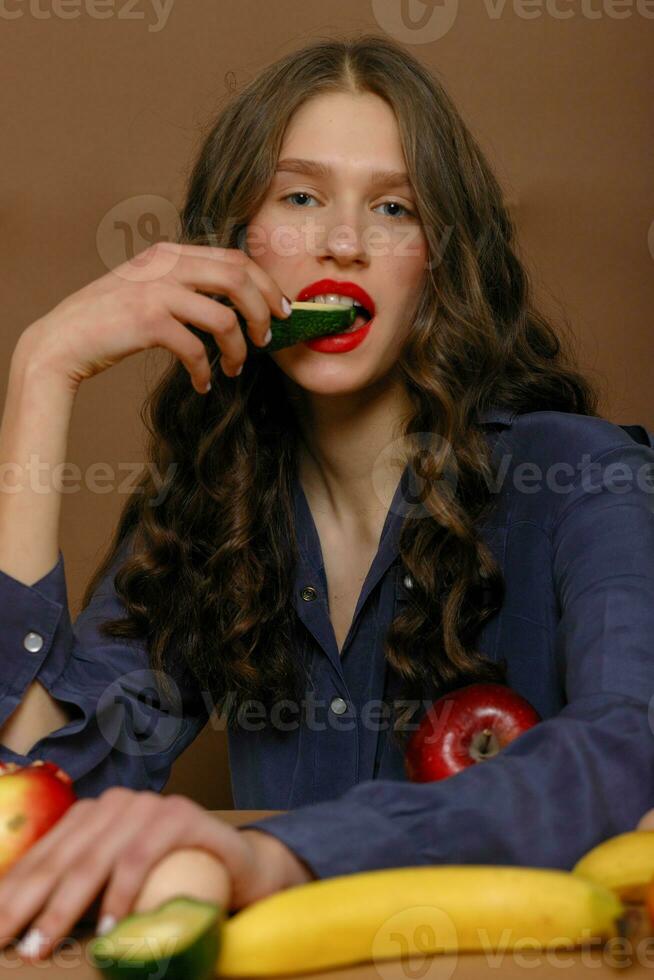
[274,157,413,190]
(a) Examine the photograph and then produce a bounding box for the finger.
[159,282,249,377]
[0,791,137,950]
[15,793,163,962]
[0,788,135,893]
[0,799,101,937]
[167,255,284,351]
[100,797,247,923]
[0,798,93,896]
[153,242,249,264]
[158,242,292,322]
[141,310,217,391]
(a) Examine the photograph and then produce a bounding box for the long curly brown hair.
[81,33,604,751]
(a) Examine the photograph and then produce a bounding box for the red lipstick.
[296,278,376,353]
[296,278,376,316]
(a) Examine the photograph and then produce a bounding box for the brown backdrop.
[1,2,652,809]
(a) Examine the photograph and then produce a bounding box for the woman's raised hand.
[20,242,291,392]
[0,786,305,962]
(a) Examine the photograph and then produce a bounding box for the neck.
[283,372,415,541]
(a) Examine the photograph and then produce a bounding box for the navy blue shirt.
[1,407,654,880]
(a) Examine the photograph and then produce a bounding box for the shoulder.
[500,409,651,467]
[491,411,654,527]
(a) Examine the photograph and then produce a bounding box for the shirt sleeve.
[0,535,209,797]
[239,439,654,879]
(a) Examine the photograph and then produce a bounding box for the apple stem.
[470,728,499,762]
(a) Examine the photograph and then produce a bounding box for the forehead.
[277,91,409,181]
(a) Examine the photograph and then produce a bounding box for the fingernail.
[17,929,46,957]
[204,381,212,393]
[263,328,273,345]
[96,914,117,936]
[234,364,243,376]
[281,296,292,317]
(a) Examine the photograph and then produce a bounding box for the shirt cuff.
[0,550,69,710]
[238,796,420,881]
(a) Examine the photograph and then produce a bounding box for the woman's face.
[245,90,429,395]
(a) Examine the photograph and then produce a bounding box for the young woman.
[0,34,653,961]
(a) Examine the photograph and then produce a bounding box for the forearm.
[239,698,654,880]
[0,331,77,586]
[239,828,316,890]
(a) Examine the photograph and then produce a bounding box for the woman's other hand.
[0,786,313,961]
[637,809,654,831]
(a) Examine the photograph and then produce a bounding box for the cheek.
[379,231,428,295]
[388,260,428,323]
[399,235,429,285]
[245,212,308,270]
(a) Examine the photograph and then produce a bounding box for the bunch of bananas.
[216,865,625,975]
[572,828,654,901]
[214,830,654,976]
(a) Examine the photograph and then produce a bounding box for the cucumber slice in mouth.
[89,896,222,980]
[207,296,360,352]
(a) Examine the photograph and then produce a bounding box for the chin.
[276,358,386,396]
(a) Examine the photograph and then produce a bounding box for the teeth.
[306,293,366,310]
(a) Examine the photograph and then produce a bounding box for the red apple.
[0,760,77,875]
[404,682,541,782]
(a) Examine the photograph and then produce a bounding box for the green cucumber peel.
[89,895,222,980]
[207,296,360,352]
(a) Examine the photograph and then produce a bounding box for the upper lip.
[296,279,376,317]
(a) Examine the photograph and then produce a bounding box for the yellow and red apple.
[0,760,77,875]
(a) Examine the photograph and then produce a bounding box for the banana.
[573,829,654,901]
[216,865,625,977]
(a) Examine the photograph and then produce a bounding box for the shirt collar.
[291,406,516,667]
[293,405,515,563]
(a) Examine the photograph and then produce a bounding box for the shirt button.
[301,586,318,602]
[330,697,348,715]
[403,574,414,589]
[23,631,44,653]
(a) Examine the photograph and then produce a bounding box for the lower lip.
[303,315,375,353]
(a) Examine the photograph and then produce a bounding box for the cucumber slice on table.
[89,896,222,980]
[210,298,359,352]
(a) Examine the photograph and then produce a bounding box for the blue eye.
[281,193,415,218]
[376,201,414,219]
[282,192,318,208]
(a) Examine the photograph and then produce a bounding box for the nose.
[313,209,370,268]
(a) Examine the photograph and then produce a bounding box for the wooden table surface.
[6,810,654,979]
